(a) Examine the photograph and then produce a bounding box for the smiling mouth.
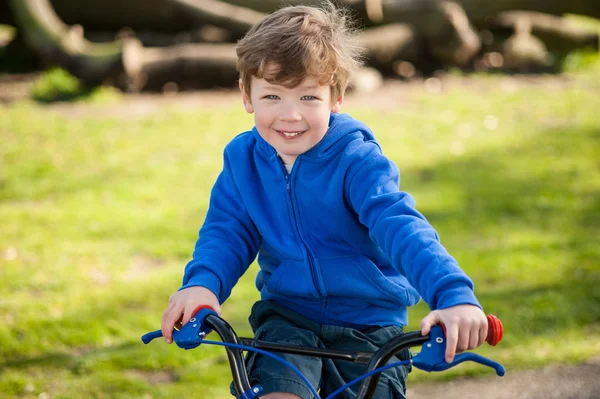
[276,130,307,139]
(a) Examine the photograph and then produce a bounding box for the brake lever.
[412,326,505,376]
[141,307,218,350]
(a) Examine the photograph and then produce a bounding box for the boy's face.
[240,75,343,165]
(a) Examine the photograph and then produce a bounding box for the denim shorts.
[229,300,412,399]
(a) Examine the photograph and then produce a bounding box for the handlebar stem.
[204,314,253,396]
[355,331,428,398]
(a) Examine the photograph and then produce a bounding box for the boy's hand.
[420,305,487,363]
[161,286,221,344]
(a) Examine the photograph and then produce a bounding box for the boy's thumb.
[420,310,441,335]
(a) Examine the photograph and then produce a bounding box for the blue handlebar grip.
[141,330,163,344]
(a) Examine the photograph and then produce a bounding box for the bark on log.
[49,0,195,31]
[121,39,238,91]
[85,26,236,47]
[167,0,264,36]
[13,0,599,34]
[493,11,599,52]
[454,0,600,23]
[220,0,449,33]
[358,23,419,67]
[219,0,600,28]
[0,0,14,25]
[428,1,481,66]
[500,19,551,71]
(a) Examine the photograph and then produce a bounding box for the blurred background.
[1,0,599,398]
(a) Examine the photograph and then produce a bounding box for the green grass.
[1,67,599,398]
[29,67,122,103]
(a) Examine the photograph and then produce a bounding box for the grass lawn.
[1,62,599,397]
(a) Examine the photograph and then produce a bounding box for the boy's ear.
[331,93,344,113]
[239,80,254,114]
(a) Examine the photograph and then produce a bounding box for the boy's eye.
[301,95,316,100]
[264,95,279,100]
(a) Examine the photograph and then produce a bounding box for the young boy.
[161,3,488,398]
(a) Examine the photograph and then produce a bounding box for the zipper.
[279,158,323,296]
[285,173,290,192]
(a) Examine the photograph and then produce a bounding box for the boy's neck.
[279,154,297,165]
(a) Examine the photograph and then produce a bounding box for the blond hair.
[236,2,363,99]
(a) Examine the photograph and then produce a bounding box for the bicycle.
[142,306,505,399]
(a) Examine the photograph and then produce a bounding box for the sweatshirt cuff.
[179,270,222,302]
[434,282,481,310]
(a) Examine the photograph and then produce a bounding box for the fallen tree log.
[8,0,242,90]
[5,0,600,91]
[492,11,599,53]
[9,0,123,85]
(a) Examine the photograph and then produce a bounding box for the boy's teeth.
[282,131,301,137]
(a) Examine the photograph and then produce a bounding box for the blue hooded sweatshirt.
[181,113,480,327]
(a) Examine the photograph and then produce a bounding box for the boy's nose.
[279,103,302,121]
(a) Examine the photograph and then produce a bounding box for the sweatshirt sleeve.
[345,142,480,311]
[180,147,261,304]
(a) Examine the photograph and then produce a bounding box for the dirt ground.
[2,73,599,399]
[408,357,600,399]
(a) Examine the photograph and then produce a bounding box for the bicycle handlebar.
[142,307,505,399]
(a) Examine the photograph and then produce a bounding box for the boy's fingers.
[468,328,478,350]
[161,303,174,340]
[161,305,183,343]
[444,323,458,363]
[162,301,176,322]
[470,325,482,349]
[479,324,488,347]
[457,325,471,353]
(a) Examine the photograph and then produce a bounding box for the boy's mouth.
[276,130,307,139]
